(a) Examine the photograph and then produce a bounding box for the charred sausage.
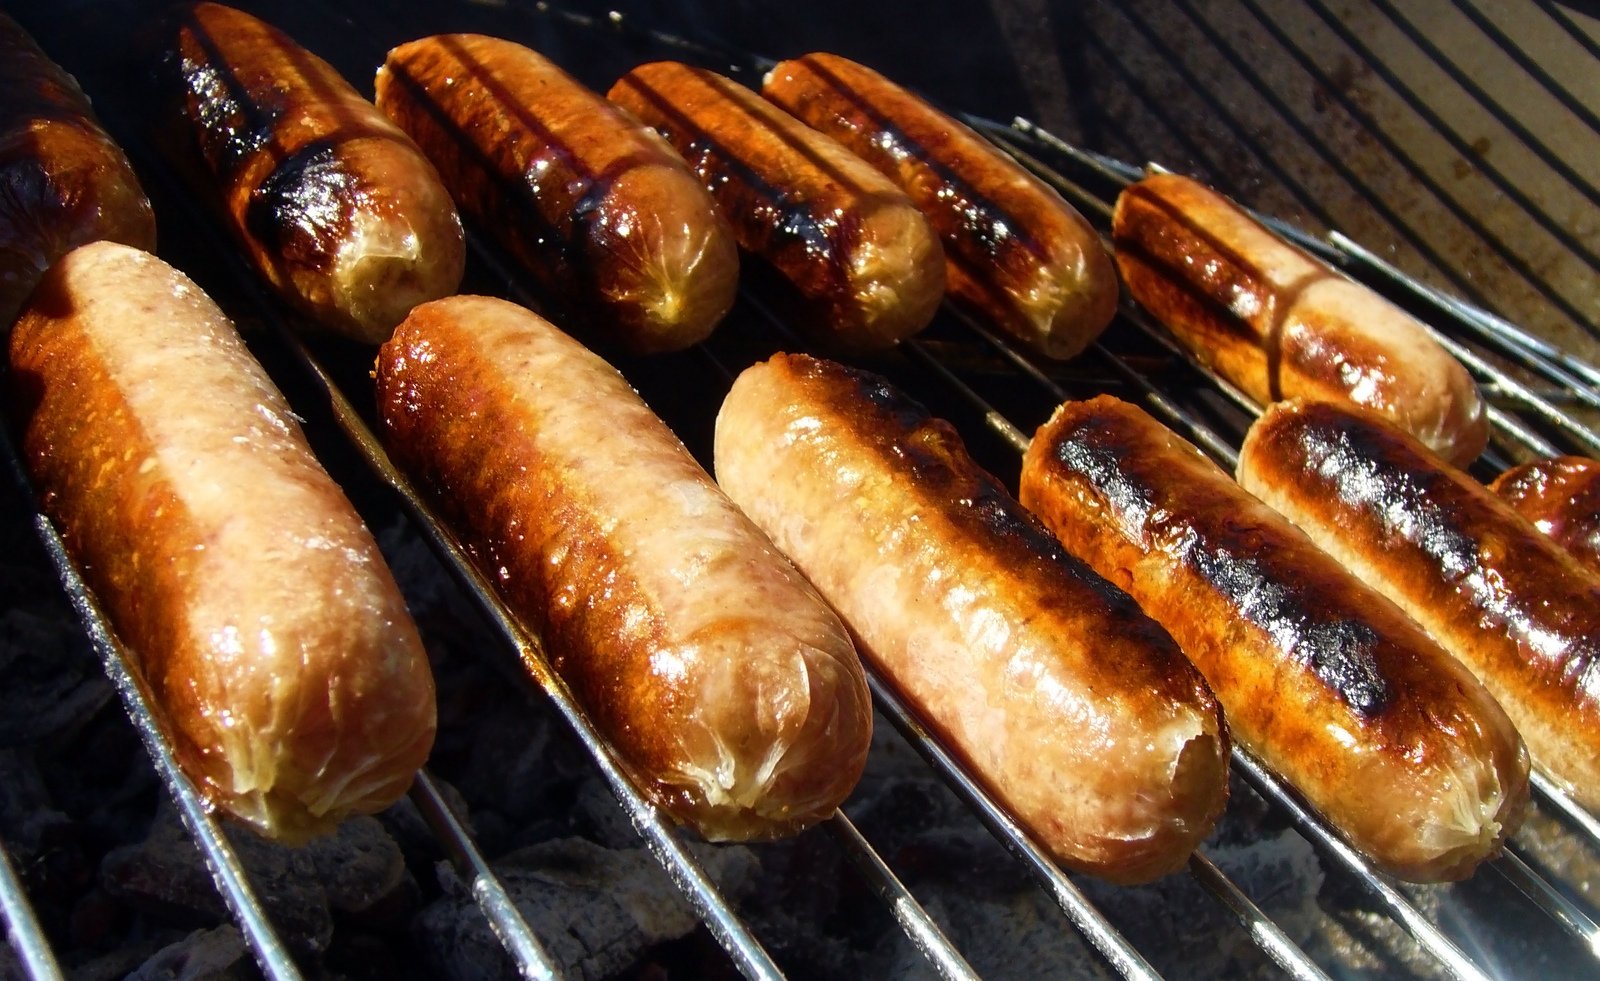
[375,37,737,354]
[1490,456,1600,577]
[0,13,155,326]
[762,52,1116,359]
[714,353,1229,884]
[1239,398,1600,813]
[166,2,463,342]
[608,61,944,352]
[374,297,872,840]
[1020,395,1527,881]
[6,241,437,842]
[1112,173,1487,465]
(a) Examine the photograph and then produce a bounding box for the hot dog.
[1490,456,1600,576]
[762,52,1117,359]
[1112,173,1488,466]
[374,297,871,840]
[714,353,1229,884]
[0,13,155,326]
[1019,395,1527,881]
[166,2,463,342]
[375,37,737,355]
[1238,398,1600,813]
[6,241,437,842]
[608,62,945,352]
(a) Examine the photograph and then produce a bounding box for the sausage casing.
[608,61,945,352]
[375,297,872,840]
[0,13,155,326]
[762,52,1117,359]
[1239,399,1600,812]
[714,354,1229,884]
[1490,456,1600,577]
[167,2,464,342]
[1020,395,1527,881]
[7,242,437,842]
[1113,173,1487,465]
[375,37,738,354]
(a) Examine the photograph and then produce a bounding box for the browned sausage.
[1490,456,1600,576]
[1112,173,1488,466]
[762,52,1117,359]
[0,13,155,326]
[375,297,872,840]
[166,2,463,342]
[7,241,437,842]
[1239,398,1600,813]
[1019,395,1527,881]
[375,37,737,354]
[608,61,945,352]
[714,353,1229,884]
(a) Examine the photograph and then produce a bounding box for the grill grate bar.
[1492,847,1600,958]
[0,838,63,981]
[0,431,304,981]
[1184,852,1332,981]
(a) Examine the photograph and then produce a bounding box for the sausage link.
[0,13,155,326]
[714,354,1228,884]
[7,241,437,842]
[1112,173,1487,465]
[608,61,944,352]
[375,297,871,840]
[1490,456,1600,577]
[1239,399,1600,812]
[375,37,737,354]
[762,53,1116,359]
[166,2,463,342]
[1020,395,1527,881]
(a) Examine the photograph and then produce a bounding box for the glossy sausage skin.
[0,13,155,326]
[167,2,463,342]
[376,37,737,354]
[7,242,437,842]
[608,62,944,352]
[1112,173,1487,466]
[1239,399,1600,812]
[714,354,1229,883]
[1020,395,1527,881]
[1490,456,1600,576]
[762,52,1116,359]
[375,297,871,840]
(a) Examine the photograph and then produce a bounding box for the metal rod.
[0,839,63,981]
[1185,851,1331,981]
[1530,771,1600,844]
[1492,847,1600,959]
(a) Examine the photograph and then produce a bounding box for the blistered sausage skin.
[1112,173,1487,466]
[1490,456,1600,577]
[6,242,437,843]
[166,3,463,342]
[1020,395,1527,881]
[1239,399,1600,813]
[375,297,871,840]
[714,354,1229,884]
[762,52,1116,359]
[608,62,945,352]
[0,13,155,326]
[375,37,737,354]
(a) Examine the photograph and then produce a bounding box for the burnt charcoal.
[59,927,190,981]
[0,603,111,746]
[415,836,758,981]
[300,815,414,920]
[124,925,251,981]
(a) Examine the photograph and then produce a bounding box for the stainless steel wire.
[0,838,63,981]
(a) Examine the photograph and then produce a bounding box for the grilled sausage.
[714,354,1229,884]
[1020,395,1527,881]
[1112,173,1487,466]
[1490,456,1600,577]
[166,2,463,342]
[608,62,944,352]
[6,241,437,842]
[0,13,155,327]
[1239,399,1600,813]
[375,37,737,355]
[375,297,871,840]
[762,52,1116,359]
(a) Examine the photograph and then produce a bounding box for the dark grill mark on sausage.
[173,12,283,180]
[245,139,351,273]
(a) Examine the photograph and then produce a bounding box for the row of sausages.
[3,2,1598,890]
